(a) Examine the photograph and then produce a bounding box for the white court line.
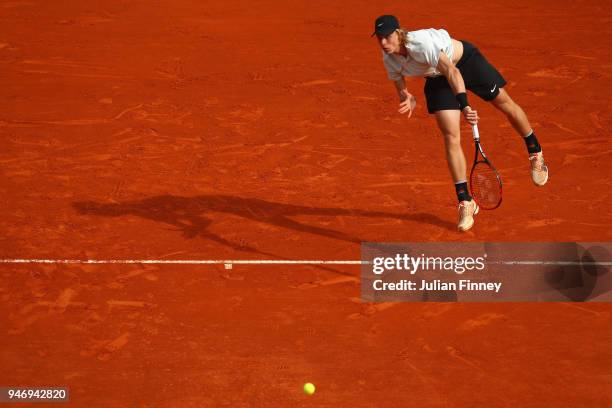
[0,259,365,265]
[0,259,609,266]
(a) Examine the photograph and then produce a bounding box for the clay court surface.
[1,0,611,406]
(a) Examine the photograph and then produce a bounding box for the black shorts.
[424,41,507,114]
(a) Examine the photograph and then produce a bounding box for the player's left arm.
[436,51,478,124]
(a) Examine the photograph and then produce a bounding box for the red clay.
[1,0,611,406]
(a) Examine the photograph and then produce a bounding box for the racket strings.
[470,163,501,209]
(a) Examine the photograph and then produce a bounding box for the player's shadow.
[72,194,454,254]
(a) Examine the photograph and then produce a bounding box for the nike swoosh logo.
[377,23,384,27]
[490,84,497,93]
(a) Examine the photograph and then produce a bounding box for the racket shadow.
[72,194,456,248]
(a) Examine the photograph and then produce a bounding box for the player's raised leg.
[491,88,548,186]
[434,109,479,231]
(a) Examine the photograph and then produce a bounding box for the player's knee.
[492,91,514,112]
[443,132,461,147]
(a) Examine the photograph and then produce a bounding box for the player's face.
[377,31,400,54]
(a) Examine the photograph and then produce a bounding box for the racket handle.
[471,124,480,141]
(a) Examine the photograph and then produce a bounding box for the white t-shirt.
[382,28,454,80]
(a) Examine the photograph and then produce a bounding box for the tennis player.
[372,15,548,232]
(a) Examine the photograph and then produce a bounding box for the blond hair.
[396,29,408,46]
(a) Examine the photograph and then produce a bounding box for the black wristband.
[456,92,469,110]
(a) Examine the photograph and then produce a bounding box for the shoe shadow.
[72,194,455,254]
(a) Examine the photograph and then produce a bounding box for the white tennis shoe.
[529,151,549,186]
[457,200,479,232]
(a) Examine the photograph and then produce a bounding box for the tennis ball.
[303,382,316,395]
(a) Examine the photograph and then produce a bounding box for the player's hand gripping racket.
[469,124,502,210]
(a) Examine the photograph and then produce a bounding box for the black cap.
[372,15,400,37]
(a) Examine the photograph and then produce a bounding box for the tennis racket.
[469,124,502,210]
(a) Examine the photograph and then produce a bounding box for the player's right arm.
[393,77,416,117]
